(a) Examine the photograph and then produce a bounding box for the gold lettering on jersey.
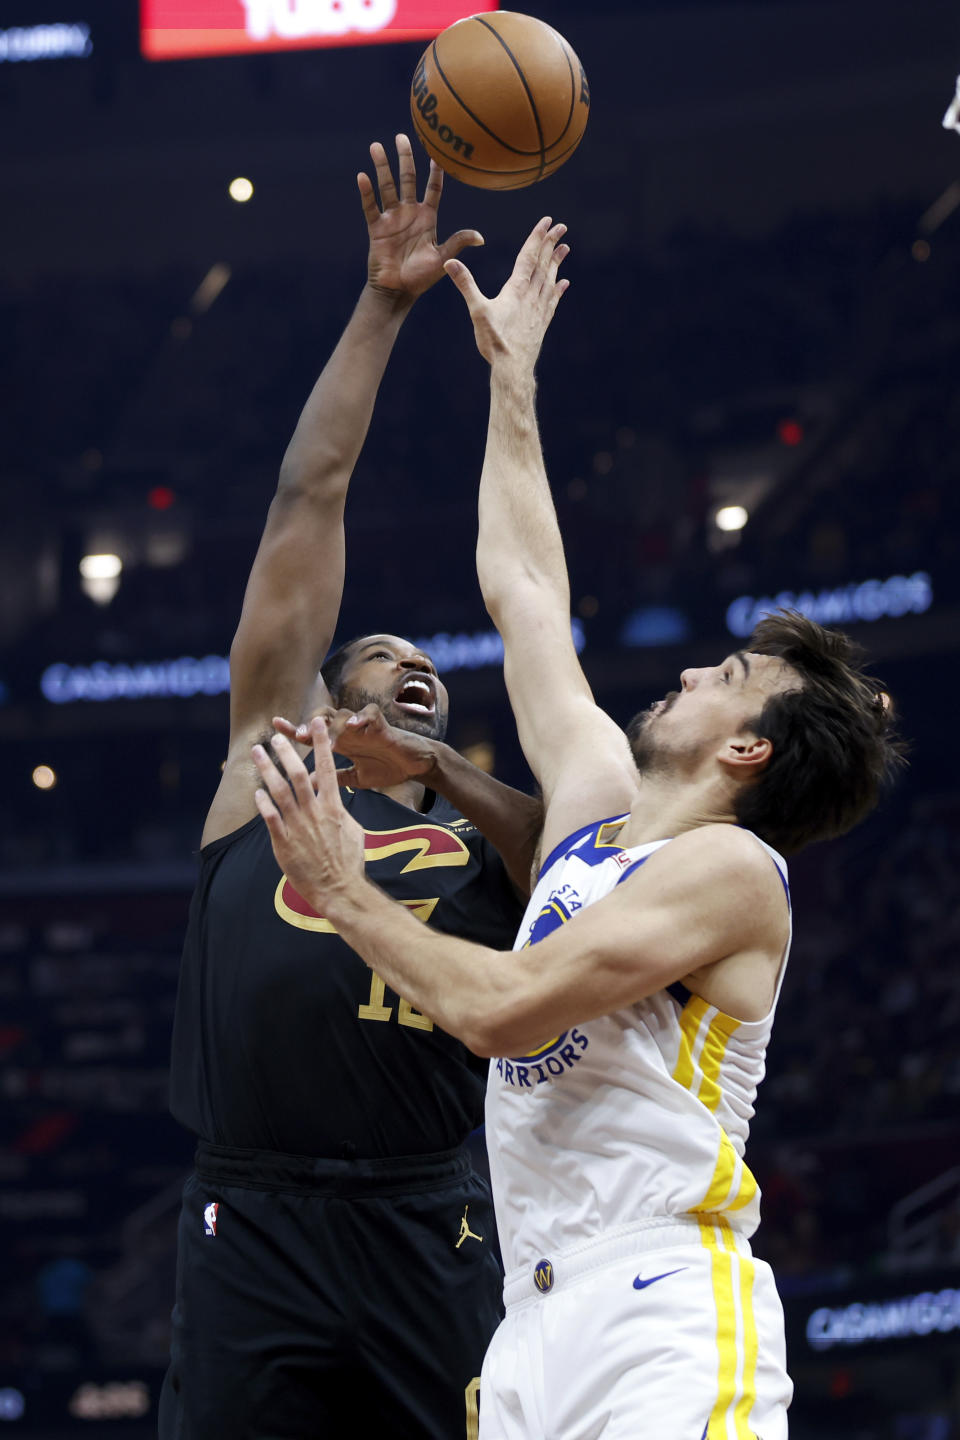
[358,973,435,1030]
[464,1377,480,1440]
[358,971,393,1022]
[398,997,434,1031]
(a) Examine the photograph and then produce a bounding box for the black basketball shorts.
[158,1143,502,1440]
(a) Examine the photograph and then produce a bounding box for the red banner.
[140,0,498,60]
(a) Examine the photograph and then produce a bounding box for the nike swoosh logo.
[633,1267,687,1290]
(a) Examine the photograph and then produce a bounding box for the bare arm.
[445,223,640,860]
[253,729,789,1055]
[203,136,483,845]
[275,705,543,895]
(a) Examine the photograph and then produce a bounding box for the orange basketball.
[410,11,590,191]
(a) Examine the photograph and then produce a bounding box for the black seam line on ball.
[413,113,584,180]
[552,39,577,149]
[429,30,542,160]
[474,15,547,178]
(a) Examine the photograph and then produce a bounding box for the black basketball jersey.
[169,782,525,1158]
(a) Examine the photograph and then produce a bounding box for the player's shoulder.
[626,822,787,897]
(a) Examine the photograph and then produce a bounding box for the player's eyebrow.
[734,651,751,681]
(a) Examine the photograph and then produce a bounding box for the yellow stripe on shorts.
[699,1219,759,1440]
[695,1131,760,1214]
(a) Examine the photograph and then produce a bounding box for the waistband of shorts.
[194,1141,472,1197]
[502,1215,753,1309]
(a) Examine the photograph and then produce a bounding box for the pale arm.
[445,224,640,855]
[253,730,788,1054]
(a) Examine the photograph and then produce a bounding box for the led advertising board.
[140,0,497,60]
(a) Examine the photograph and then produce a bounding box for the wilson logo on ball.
[411,59,476,159]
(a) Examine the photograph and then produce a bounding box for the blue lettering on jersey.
[495,1027,590,1087]
[525,882,583,947]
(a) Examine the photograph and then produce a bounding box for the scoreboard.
[140,0,498,59]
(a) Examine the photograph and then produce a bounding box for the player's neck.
[622,774,734,848]
[379,779,432,813]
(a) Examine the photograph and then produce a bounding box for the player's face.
[336,635,450,741]
[626,651,794,777]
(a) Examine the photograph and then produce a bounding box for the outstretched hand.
[359,134,484,301]
[272,705,436,791]
[444,216,570,369]
[253,724,367,911]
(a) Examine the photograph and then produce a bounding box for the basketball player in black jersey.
[159,138,543,1440]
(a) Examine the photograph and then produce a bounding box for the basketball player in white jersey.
[251,219,903,1439]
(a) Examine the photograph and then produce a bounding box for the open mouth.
[393,676,436,717]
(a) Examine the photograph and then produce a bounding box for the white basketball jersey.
[485,815,791,1278]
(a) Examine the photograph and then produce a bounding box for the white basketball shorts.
[480,1216,792,1440]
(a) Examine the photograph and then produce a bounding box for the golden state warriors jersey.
[484,815,791,1277]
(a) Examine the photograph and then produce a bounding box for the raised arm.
[203,136,482,845]
[445,221,639,857]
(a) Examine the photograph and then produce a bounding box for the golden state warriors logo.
[533,1259,554,1293]
[494,1029,590,1088]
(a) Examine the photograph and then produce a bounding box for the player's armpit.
[470,826,790,1057]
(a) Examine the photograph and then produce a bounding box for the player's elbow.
[464,995,541,1060]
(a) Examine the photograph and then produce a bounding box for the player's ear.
[717,731,772,781]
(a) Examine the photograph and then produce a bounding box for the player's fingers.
[350,703,384,730]
[252,743,293,816]
[308,716,342,803]
[369,141,399,209]
[537,225,566,287]
[423,158,444,210]
[356,171,381,226]
[254,785,288,840]
[514,216,553,284]
[270,733,314,810]
[444,258,486,312]
[548,242,570,283]
[548,277,571,315]
[271,715,301,743]
[395,133,417,203]
[439,229,485,263]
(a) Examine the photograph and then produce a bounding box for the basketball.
[410,11,590,191]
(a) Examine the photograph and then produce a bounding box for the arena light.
[79,553,121,580]
[79,553,122,606]
[228,178,253,204]
[715,505,748,532]
[141,0,498,61]
[32,765,57,791]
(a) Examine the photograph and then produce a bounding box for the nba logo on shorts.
[533,1259,554,1293]
[203,1202,219,1236]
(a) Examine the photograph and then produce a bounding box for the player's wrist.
[362,279,417,316]
[490,356,537,394]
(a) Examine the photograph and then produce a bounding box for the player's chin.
[389,703,448,742]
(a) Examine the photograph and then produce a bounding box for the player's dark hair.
[735,610,907,855]
[319,636,367,702]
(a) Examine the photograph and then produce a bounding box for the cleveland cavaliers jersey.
[170,781,524,1158]
[484,815,791,1276]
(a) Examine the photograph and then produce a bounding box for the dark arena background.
[2,0,960,1434]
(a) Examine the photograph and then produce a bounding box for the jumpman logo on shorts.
[455,1205,483,1249]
